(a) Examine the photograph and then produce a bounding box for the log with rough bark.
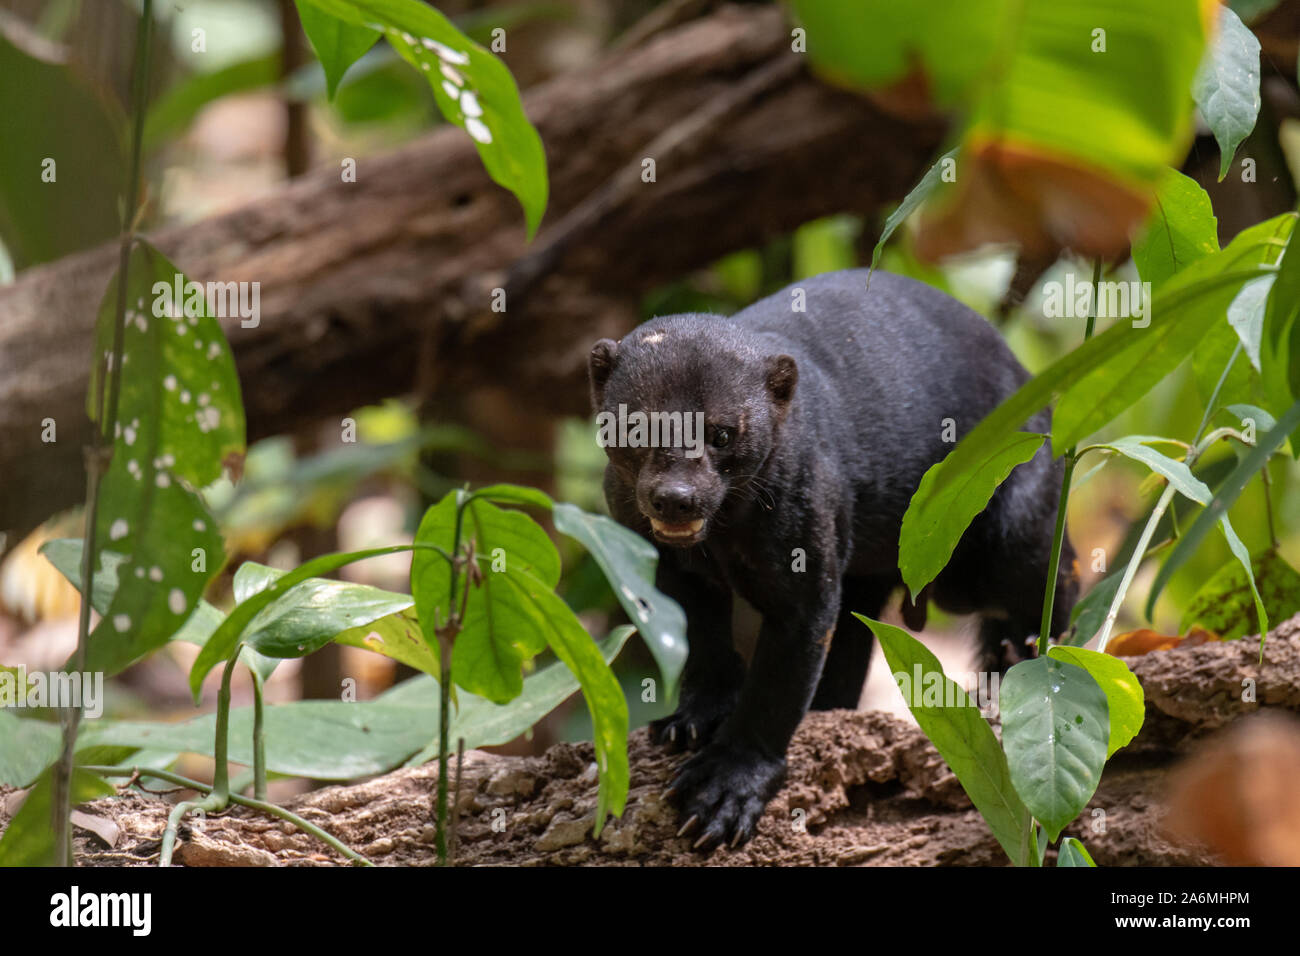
[14,618,1300,867]
[0,4,944,540]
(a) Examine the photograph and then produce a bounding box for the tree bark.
[0,4,944,540]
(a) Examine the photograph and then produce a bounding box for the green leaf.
[189,544,443,699]
[0,711,62,787]
[1181,549,1300,641]
[1067,571,1123,646]
[868,147,958,274]
[469,484,688,698]
[1047,646,1145,758]
[0,767,115,866]
[1057,836,1097,867]
[498,579,629,829]
[1130,168,1219,287]
[297,0,547,237]
[1227,275,1272,371]
[82,241,244,677]
[863,616,1032,866]
[911,231,1280,588]
[1144,400,1300,620]
[411,492,557,702]
[233,561,416,660]
[1262,221,1300,435]
[553,503,687,698]
[397,626,635,765]
[899,432,1046,598]
[294,0,381,99]
[0,36,124,266]
[1088,436,1208,500]
[83,628,634,783]
[1193,4,1261,181]
[1000,657,1109,843]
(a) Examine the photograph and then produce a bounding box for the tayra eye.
[711,426,733,449]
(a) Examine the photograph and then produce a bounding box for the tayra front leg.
[668,582,840,849]
[648,553,743,753]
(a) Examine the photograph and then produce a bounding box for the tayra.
[588,269,1076,849]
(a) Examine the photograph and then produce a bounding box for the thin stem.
[435,489,471,866]
[1037,257,1101,655]
[1193,341,1241,445]
[82,766,371,866]
[252,669,267,801]
[55,0,154,867]
[1096,484,1178,654]
[1261,463,1279,551]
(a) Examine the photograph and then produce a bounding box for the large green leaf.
[411,492,556,703]
[0,36,124,266]
[1086,437,1208,500]
[1000,657,1108,843]
[0,767,115,866]
[82,241,244,678]
[1262,220,1300,439]
[1047,646,1144,758]
[472,484,688,698]
[900,431,1046,599]
[294,0,381,99]
[297,0,547,236]
[1130,168,1219,287]
[232,561,416,659]
[1181,548,1300,641]
[863,616,1032,866]
[189,544,443,699]
[1193,4,1261,181]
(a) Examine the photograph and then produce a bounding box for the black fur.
[589,269,1076,849]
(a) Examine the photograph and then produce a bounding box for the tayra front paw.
[649,688,739,753]
[665,742,785,850]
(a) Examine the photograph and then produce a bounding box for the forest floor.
[11,616,1299,867]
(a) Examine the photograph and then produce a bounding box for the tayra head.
[588,317,797,547]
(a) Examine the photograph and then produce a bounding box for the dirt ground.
[9,616,1298,867]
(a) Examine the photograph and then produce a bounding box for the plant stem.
[252,669,267,801]
[82,766,371,866]
[1095,483,1177,654]
[1037,257,1101,655]
[435,490,471,865]
[54,0,154,867]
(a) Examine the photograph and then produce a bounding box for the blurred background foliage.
[2,0,1300,772]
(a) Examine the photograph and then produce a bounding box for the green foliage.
[1130,168,1219,287]
[867,148,957,275]
[83,241,244,677]
[863,617,1032,866]
[296,0,548,236]
[294,0,381,98]
[1181,549,1300,640]
[0,711,62,788]
[1057,837,1097,867]
[1193,4,1262,181]
[899,431,1046,598]
[0,767,115,866]
[1047,647,1144,758]
[0,37,124,266]
[1000,657,1108,843]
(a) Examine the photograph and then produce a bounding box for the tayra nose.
[650,483,697,522]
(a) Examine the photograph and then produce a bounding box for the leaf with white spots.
[295,0,547,237]
[81,241,244,676]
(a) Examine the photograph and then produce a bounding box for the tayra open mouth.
[649,517,704,539]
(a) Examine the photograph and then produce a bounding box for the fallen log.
[18,619,1300,867]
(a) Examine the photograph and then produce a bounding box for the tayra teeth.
[651,518,703,536]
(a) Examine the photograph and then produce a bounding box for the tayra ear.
[766,354,798,408]
[588,339,620,408]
